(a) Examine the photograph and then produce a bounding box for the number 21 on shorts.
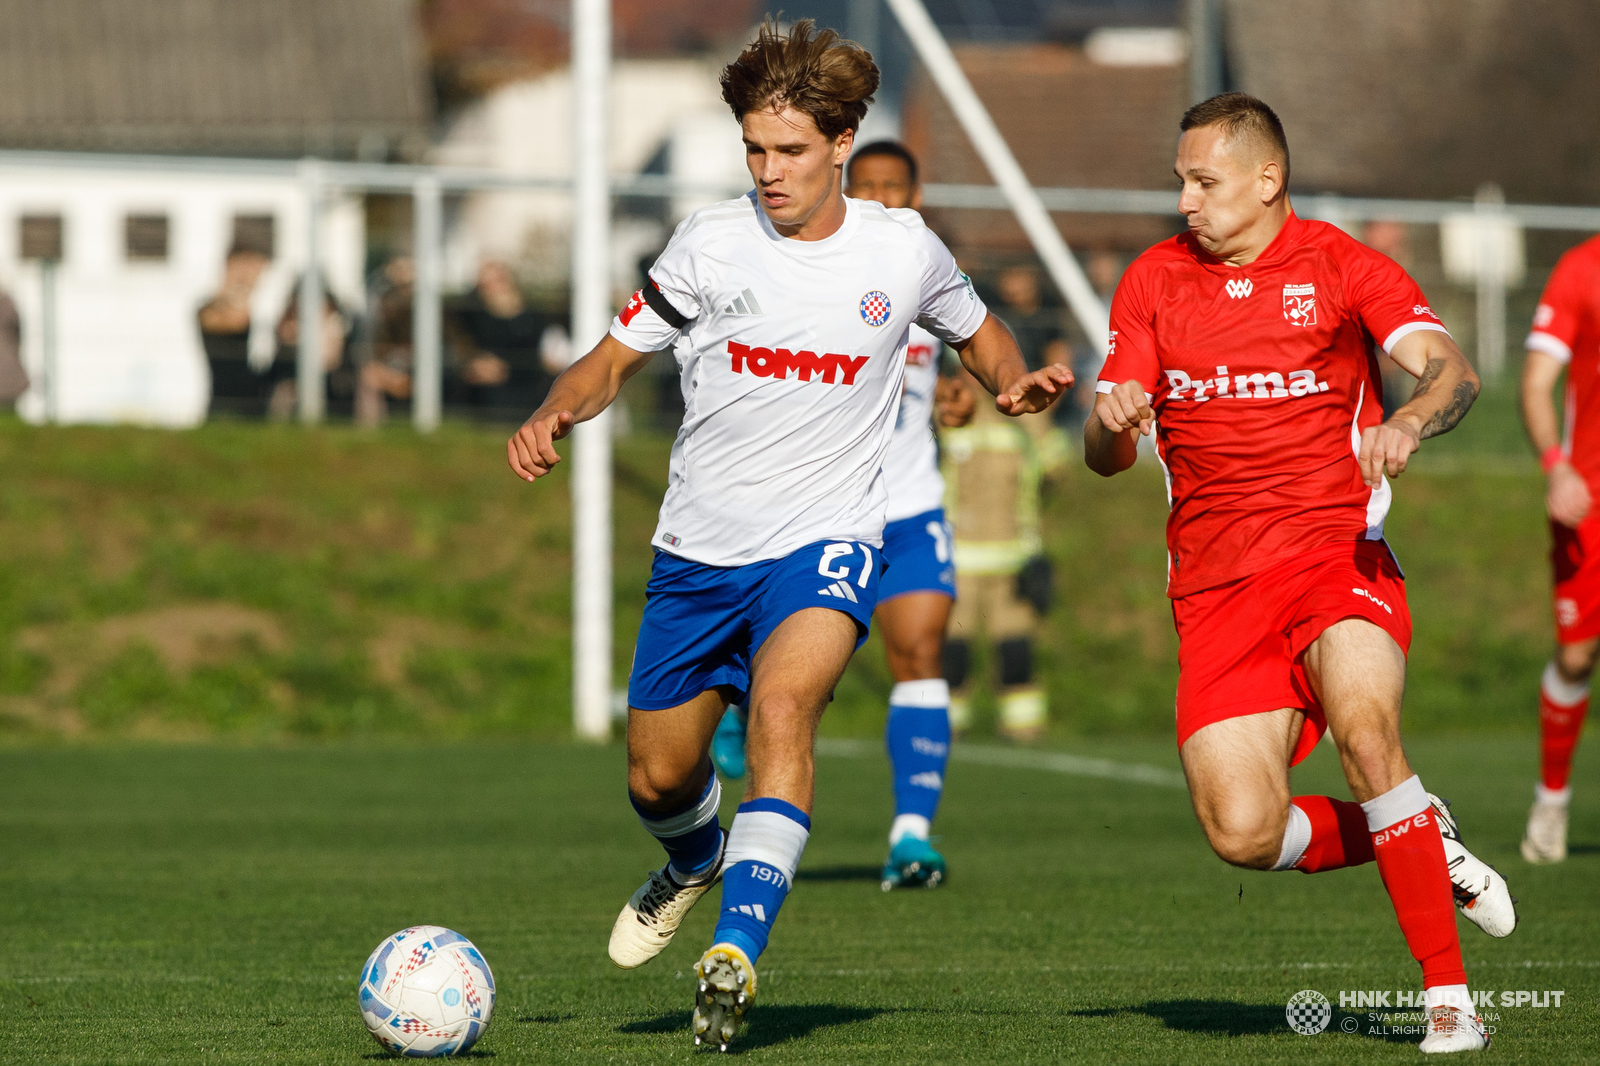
[818,543,873,588]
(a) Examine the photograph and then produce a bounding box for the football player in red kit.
[1086,93,1517,1055]
[1520,233,1600,863]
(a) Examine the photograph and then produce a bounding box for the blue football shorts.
[627,538,883,711]
[877,507,957,603]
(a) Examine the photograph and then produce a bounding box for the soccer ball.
[358,926,496,1057]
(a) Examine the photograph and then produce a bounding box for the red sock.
[1540,664,1590,791]
[1370,802,1466,989]
[1291,796,1375,872]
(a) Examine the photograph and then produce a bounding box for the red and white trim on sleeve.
[1526,330,1574,364]
[1380,321,1451,355]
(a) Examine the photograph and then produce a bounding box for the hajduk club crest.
[1283,283,1317,327]
[860,291,892,327]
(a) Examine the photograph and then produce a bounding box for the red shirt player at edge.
[1085,93,1516,1055]
[1519,233,1600,865]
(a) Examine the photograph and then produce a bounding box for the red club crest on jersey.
[1283,283,1318,328]
[619,289,646,326]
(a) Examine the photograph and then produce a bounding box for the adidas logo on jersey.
[1225,278,1254,299]
[1162,365,1331,402]
[723,288,764,316]
[817,580,860,602]
[729,342,870,385]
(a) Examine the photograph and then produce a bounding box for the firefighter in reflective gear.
[940,367,1057,741]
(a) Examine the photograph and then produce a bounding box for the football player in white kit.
[712,140,970,891]
[507,21,1073,1050]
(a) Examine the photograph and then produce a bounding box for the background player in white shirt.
[506,21,1073,1051]
[710,139,972,891]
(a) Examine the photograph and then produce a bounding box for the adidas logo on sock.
[817,581,859,603]
[724,288,764,316]
[909,771,943,789]
[727,903,768,921]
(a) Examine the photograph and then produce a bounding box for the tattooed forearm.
[1409,356,1447,401]
[1419,379,1479,438]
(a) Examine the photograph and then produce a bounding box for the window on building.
[125,214,170,261]
[231,214,275,258]
[19,214,63,261]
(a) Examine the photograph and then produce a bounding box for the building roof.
[1227,0,1600,204]
[903,42,1184,259]
[0,0,431,158]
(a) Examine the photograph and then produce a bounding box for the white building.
[432,59,752,296]
[0,159,364,427]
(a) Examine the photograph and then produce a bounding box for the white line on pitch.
[813,737,1187,789]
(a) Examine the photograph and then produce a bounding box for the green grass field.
[0,381,1592,1061]
[0,736,1595,1063]
[0,383,1561,743]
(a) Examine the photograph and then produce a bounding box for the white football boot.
[1428,794,1517,938]
[607,830,727,969]
[1521,797,1569,864]
[1418,1004,1490,1054]
[693,942,757,1052]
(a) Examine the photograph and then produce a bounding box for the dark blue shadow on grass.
[1068,1001,1414,1043]
[619,1005,889,1050]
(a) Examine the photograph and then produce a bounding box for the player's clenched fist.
[1546,461,1592,528]
[996,363,1075,416]
[507,409,574,482]
[1095,380,1154,437]
[1358,418,1421,486]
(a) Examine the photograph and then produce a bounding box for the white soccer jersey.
[609,193,988,567]
[883,324,946,523]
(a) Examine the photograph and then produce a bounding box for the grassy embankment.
[0,376,1553,742]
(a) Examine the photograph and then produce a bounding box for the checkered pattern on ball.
[358,925,496,1057]
[859,290,892,327]
[1285,989,1332,1035]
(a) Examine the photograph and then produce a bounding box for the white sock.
[1360,774,1429,832]
[1424,984,1472,1012]
[1542,660,1590,705]
[1536,783,1572,806]
[1271,803,1312,871]
[889,813,931,846]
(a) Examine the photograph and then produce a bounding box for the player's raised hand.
[507,409,574,482]
[1094,380,1154,437]
[1547,461,1593,528]
[935,374,976,427]
[996,363,1075,416]
[1358,417,1422,486]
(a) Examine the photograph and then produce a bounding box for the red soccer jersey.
[1100,214,1449,598]
[1527,234,1600,489]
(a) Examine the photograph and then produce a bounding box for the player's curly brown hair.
[720,18,879,140]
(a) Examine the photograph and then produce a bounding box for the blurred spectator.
[197,246,269,417]
[447,260,548,420]
[0,286,23,412]
[993,266,1071,373]
[266,281,352,420]
[991,264,1074,456]
[361,256,417,427]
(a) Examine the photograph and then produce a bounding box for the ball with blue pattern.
[359,926,496,1057]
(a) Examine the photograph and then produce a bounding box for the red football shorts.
[1550,516,1600,644]
[1172,541,1413,767]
